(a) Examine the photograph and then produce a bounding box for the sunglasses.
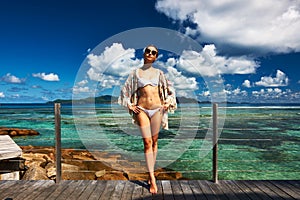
[145,48,158,56]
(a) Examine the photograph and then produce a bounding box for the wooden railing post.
[54,103,61,183]
[212,103,218,183]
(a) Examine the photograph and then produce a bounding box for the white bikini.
[136,69,161,118]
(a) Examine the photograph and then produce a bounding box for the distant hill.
[47,95,118,104]
[176,96,201,104]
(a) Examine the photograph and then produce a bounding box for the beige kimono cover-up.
[118,69,177,130]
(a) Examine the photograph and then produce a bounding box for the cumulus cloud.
[86,43,142,80]
[177,44,258,76]
[83,42,261,98]
[155,0,300,54]
[255,70,288,87]
[32,73,60,81]
[242,80,251,88]
[252,88,291,99]
[155,58,199,97]
[1,73,25,84]
[72,86,92,94]
[77,80,88,87]
[0,92,5,98]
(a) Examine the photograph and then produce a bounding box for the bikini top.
[136,69,159,88]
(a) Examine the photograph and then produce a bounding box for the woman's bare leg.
[148,109,163,193]
[136,109,163,194]
[136,112,157,193]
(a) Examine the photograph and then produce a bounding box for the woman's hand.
[128,105,141,114]
[162,102,170,111]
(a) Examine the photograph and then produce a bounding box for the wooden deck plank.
[33,180,61,200]
[120,181,135,199]
[87,180,107,200]
[22,180,55,200]
[223,180,253,200]
[188,180,207,200]
[0,180,22,199]
[285,180,300,194]
[252,180,286,200]
[288,180,300,190]
[77,180,98,200]
[0,180,299,200]
[130,181,144,199]
[110,181,126,200]
[12,180,42,200]
[240,180,273,200]
[0,180,29,200]
[270,180,300,199]
[46,180,73,200]
[65,180,90,200]
[5,180,34,200]
[56,180,83,200]
[219,181,244,200]
[197,180,218,200]
[262,181,294,200]
[205,180,229,200]
[170,180,185,200]
[157,180,165,199]
[142,181,153,200]
[161,180,175,200]
[99,180,117,200]
[179,180,196,200]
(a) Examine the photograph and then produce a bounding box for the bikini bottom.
[137,106,161,118]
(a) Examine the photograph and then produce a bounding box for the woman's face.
[144,46,158,63]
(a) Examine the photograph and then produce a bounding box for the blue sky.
[1,0,300,103]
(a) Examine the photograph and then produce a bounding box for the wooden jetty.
[0,103,298,199]
[0,180,299,200]
[0,135,24,180]
[0,135,22,161]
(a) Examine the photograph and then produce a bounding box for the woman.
[118,45,177,194]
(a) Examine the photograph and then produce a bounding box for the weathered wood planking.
[0,180,299,200]
[0,135,22,160]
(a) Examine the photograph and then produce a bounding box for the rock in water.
[0,127,39,136]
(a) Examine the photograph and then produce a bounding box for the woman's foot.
[148,178,158,194]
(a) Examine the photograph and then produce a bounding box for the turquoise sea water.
[0,103,299,180]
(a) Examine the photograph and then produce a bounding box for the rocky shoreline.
[0,127,39,137]
[20,146,183,181]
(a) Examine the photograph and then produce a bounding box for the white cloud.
[86,43,142,80]
[0,92,5,98]
[177,44,258,76]
[156,58,199,97]
[165,64,198,90]
[242,80,251,88]
[77,80,88,87]
[252,88,291,99]
[72,86,92,94]
[156,0,300,53]
[202,90,210,97]
[97,75,121,89]
[32,73,60,81]
[255,70,288,87]
[1,73,25,84]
